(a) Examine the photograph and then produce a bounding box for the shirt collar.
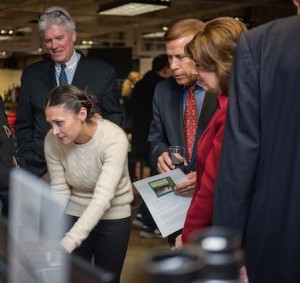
[183,80,203,92]
[55,50,77,71]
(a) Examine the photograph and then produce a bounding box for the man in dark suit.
[130,53,172,173]
[15,6,123,177]
[148,19,218,243]
[0,96,18,216]
[213,1,300,282]
[130,54,172,238]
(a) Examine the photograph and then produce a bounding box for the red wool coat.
[182,93,228,243]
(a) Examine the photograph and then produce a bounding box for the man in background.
[130,53,172,177]
[15,6,123,177]
[213,1,300,282]
[148,19,218,245]
[130,54,172,238]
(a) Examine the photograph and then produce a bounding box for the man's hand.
[174,171,196,196]
[157,152,174,173]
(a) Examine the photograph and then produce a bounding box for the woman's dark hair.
[45,85,100,123]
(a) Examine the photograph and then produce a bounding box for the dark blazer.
[15,52,123,176]
[148,77,218,174]
[0,96,17,215]
[213,15,300,283]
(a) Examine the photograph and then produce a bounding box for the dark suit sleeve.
[148,84,170,171]
[98,66,123,127]
[15,68,47,176]
[213,34,261,233]
[0,149,13,191]
[0,97,16,191]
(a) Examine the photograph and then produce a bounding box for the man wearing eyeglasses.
[15,6,123,177]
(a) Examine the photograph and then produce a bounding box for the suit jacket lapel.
[198,91,218,135]
[72,53,88,89]
[40,60,57,93]
[189,91,218,169]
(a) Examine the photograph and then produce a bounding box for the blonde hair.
[121,71,141,97]
[185,17,247,92]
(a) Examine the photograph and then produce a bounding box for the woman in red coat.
[175,17,247,248]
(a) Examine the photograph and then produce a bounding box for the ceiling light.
[97,0,170,16]
[75,40,94,50]
[81,40,94,46]
[142,31,165,38]
[0,51,12,58]
[0,29,14,40]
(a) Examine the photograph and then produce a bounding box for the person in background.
[130,53,172,179]
[15,6,123,178]
[121,71,142,132]
[44,85,133,283]
[0,96,18,217]
[174,17,247,249]
[130,54,172,238]
[147,18,218,245]
[213,1,300,282]
[121,71,142,98]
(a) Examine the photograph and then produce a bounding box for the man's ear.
[72,31,77,43]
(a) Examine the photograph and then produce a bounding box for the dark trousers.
[135,166,159,230]
[0,195,8,217]
[138,199,158,230]
[68,216,131,283]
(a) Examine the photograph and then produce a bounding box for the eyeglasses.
[39,10,70,21]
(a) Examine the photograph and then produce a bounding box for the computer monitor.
[8,169,115,283]
[8,169,69,283]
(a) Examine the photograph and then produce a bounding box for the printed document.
[133,169,192,237]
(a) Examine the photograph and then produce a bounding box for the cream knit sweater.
[44,118,133,253]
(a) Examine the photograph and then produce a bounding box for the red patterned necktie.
[184,83,198,161]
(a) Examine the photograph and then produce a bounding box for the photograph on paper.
[148,176,175,197]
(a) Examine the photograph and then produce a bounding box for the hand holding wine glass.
[169,146,185,171]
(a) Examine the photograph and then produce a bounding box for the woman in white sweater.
[44,85,133,283]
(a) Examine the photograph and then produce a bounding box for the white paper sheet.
[133,169,192,238]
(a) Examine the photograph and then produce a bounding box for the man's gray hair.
[38,6,76,33]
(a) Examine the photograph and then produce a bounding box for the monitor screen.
[8,169,69,283]
[7,169,115,283]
